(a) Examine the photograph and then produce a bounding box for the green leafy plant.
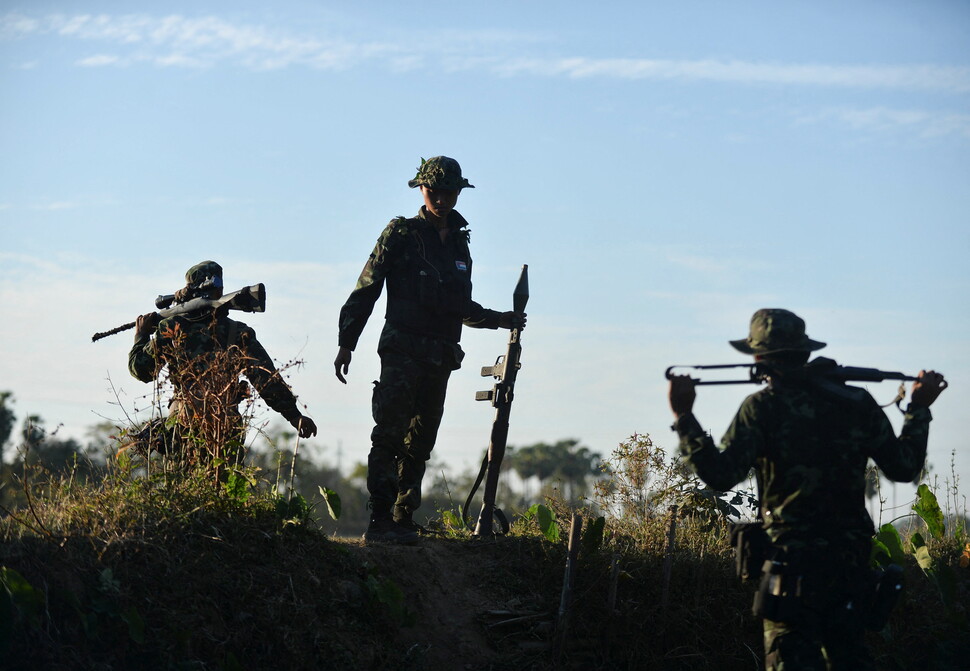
[519,503,560,542]
[275,491,313,527]
[318,486,342,521]
[912,483,945,540]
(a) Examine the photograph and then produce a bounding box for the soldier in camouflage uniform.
[335,157,525,544]
[129,261,316,462]
[668,308,947,670]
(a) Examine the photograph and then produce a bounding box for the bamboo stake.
[556,513,583,658]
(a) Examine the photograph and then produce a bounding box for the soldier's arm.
[462,301,503,329]
[337,220,401,350]
[673,395,761,492]
[236,327,309,430]
[869,371,945,482]
[868,399,932,483]
[127,313,162,382]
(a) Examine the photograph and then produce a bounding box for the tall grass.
[2,410,967,670]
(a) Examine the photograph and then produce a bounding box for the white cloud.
[76,54,118,67]
[796,106,970,140]
[5,12,970,94]
[0,13,39,37]
[496,57,970,93]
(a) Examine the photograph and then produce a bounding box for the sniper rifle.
[91,283,266,342]
[464,264,529,537]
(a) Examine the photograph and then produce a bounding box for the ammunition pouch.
[864,564,904,631]
[731,521,769,582]
[753,558,803,622]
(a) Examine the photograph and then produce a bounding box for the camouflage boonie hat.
[185,260,223,287]
[407,156,474,190]
[730,308,826,355]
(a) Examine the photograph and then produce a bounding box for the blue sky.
[1,1,968,512]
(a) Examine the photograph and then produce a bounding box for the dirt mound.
[345,535,553,670]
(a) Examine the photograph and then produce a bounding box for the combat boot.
[393,507,429,535]
[363,512,419,545]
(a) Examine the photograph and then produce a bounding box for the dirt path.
[346,536,541,670]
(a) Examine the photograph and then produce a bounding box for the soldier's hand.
[292,415,317,439]
[499,311,527,330]
[334,347,352,384]
[910,370,948,408]
[134,312,161,339]
[668,375,697,418]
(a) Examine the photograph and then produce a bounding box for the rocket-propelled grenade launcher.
[91,284,266,342]
[466,264,529,537]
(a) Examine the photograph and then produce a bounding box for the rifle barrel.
[91,321,137,342]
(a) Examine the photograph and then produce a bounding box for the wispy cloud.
[795,106,970,139]
[495,58,970,93]
[76,54,119,67]
[1,13,395,71]
[3,12,970,95]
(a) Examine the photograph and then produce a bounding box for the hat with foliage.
[185,260,223,288]
[730,308,826,355]
[407,156,474,190]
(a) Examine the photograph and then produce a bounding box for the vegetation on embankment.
[2,434,969,670]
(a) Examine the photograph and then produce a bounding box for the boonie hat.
[407,156,474,190]
[730,308,826,355]
[185,260,223,288]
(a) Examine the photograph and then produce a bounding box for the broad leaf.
[441,510,461,530]
[913,544,934,573]
[223,473,250,502]
[874,523,906,566]
[912,484,945,540]
[535,504,560,543]
[870,539,891,568]
[318,486,342,521]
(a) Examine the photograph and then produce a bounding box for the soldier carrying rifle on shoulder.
[125,261,316,466]
[667,308,947,670]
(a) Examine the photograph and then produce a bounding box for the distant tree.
[20,415,92,476]
[507,439,602,503]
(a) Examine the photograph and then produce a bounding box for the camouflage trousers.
[367,351,452,517]
[761,539,874,670]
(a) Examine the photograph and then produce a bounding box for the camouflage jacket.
[674,365,931,543]
[338,208,501,352]
[128,310,302,423]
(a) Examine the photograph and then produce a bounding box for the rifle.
[666,358,918,407]
[464,265,529,537]
[91,284,266,342]
[664,360,917,385]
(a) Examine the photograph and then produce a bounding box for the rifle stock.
[91,284,266,342]
[466,265,529,537]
